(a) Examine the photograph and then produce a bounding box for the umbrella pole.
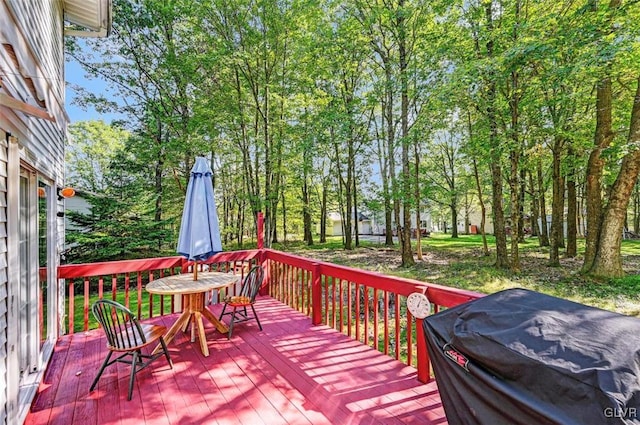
[194,262,198,280]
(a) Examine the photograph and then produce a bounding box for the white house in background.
[318,212,373,236]
[64,189,92,230]
[369,209,433,236]
[459,209,495,235]
[0,1,111,423]
[322,208,434,237]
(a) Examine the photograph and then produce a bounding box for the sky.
[65,57,120,124]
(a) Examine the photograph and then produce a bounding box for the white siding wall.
[0,134,7,425]
[0,0,67,423]
[5,0,66,119]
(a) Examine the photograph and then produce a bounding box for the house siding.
[0,0,67,423]
[0,134,7,425]
[5,0,66,118]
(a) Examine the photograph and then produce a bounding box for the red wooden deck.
[25,296,447,425]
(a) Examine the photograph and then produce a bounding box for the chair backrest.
[239,265,265,302]
[92,299,147,350]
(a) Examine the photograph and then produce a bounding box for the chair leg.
[219,304,228,321]
[251,304,262,330]
[128,350,139,401]
[228,307,237,339]
[90,351,114,392]
[159,336,173,368]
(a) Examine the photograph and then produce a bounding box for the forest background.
[64,0,640,292]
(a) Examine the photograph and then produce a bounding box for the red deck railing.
[57,247,482,384]
[57,250,261,334]
[262,248,481,382]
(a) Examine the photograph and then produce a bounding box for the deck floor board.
[26,297,447,425]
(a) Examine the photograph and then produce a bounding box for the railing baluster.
[395,293,400,360]
[384,291,389,355]
[68,281,74,335]
[137,271,143,318]
[407,307,413,367]
[339,279,344,334]
[111,274,117,301]
[323,274,329,324]
[355,284,361,342]
[149,271,155,318]
[364,286,369,347]
[373,288,379,351]
[58,249,480,384]
[124,273,130,309]
[293,266,298,311]
[347,281,352,337]
[84,277,90,331]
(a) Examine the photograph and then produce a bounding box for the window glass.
[38,181,49,347]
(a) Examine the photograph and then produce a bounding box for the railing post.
[416,318,431,383]
[311,262,322,325]
[259,247,269,296]
[257,211,264,249]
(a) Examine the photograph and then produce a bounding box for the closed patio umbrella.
[177,157,222,280]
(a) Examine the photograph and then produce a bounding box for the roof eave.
[63,0,112,38]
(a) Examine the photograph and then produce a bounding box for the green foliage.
[285,234,640,317]
[65,123,176,263]
[70,289,170,333]
[66,0,640,275]
[67,121,128,192]
[65,191,174,263]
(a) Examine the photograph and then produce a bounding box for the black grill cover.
[423,288,640,425]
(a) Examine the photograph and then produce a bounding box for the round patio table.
[146,271,239,357]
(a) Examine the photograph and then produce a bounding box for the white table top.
[146,271,239,295]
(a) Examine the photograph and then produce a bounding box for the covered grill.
[423,288,640,425]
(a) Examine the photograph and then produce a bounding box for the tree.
[67,121,128,192]
[65,145,171,262]
[582,0,640,277]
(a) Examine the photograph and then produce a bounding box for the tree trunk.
[472,158,489,256]
[302,174,313,246]
[281,188,287,242]
[583,77,613,272]
[383,71,395,246]
[450,201,459,238]
[414,135,423,260]
[508,2,522,272]
[398,0,414,267]
[320,181,327,243]
[537,159,550,246]
[344,138,354,250]
[484,0,508,268]
[549,138,564,266]
[634,185,640,234]
[528,170,540,237]
[509,148,521,271]
[589,76,640,277]
[353,177,359,247]
[518,168,526,242]
[566,145,577,257]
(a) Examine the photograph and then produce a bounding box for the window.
[38,180,52,348]
[18,170,37,377]
[17,168,55,403]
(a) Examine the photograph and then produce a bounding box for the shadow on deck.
[25,296,447,425]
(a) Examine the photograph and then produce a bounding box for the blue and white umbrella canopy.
[177,157,222,278]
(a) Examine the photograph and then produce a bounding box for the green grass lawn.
[71,290,172,333]
[73,233,640,334]
[279,233,640,317]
